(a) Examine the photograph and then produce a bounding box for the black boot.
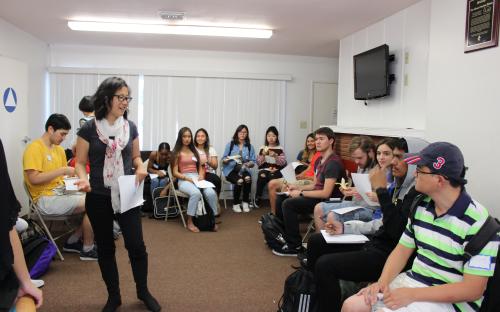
[102,295,122,312]
[138,289,161,312]
[130,252,162,311]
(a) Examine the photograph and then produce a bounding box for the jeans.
[85,192,150,298]
[256,169,282,198]
[320,201,375,223]
[178,173,218,216]
[150,177,169,194]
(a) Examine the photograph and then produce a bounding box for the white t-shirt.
[196,146,218,173]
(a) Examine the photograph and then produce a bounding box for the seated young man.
[272,127,345,256]
[313,135,377,231]
[342,142,500,312]
[23,113,96,260]
[306,138,428,312]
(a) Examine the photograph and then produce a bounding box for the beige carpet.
[38,203,298,311]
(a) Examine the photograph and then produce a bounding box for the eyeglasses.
[415,168,448,180]
[113,95,133,103]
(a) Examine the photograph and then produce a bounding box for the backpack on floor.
[193,199,215,231]
[260,212,286,250]
[21,220,56,279]
[277,267,318,312]
[151,186,180,219]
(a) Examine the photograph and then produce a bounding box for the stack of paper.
[320,230,369,244]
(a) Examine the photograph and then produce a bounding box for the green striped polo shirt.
[399,191,499,312]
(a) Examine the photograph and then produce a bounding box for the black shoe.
[138,290,161,312]
[272,244,303,257]
[253,198,261,208]
[102,296,121,312]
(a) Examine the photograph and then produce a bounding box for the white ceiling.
[0,0,421,57]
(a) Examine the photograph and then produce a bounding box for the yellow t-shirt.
[23,139,67,202]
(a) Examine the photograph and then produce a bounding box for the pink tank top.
[178,153,198,174]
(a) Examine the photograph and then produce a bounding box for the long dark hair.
[301,132,316,162]
[92,77,130,120]
[264,126,280,146]
[232,124,250,148]
[158,142,170,152]
[194,128,210,155]
[172,127,200,169]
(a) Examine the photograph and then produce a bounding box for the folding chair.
[219,159,233,210]
[163,167,196,228]
[24,183,80,261]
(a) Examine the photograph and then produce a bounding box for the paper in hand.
[280,163,297,183]
[351,173,379,206]
[118,175,145,213]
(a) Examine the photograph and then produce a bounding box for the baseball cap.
[405,142,467,184]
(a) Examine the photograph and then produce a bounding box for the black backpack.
[151,186,180,219]
[260,213,286,250]
[21,220,57,279]
[408,197,500,312]
[277,267,318,312]
[468,216,500,312]
[193,199,215,231]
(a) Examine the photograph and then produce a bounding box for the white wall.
[49,44,338,159]
[337,0,430,130]
[0,18,48,213]
[426,0,500,217]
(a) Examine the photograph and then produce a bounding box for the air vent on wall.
[158,11,185,21]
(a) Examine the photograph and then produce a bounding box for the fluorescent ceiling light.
[68,21,272,39]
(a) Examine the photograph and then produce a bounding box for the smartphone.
[326,197,342,203]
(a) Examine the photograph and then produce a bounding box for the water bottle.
[371,293,385,312]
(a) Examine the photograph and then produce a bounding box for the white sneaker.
[31,279,44,288]
[242,202,250,212]
[232,204,242,213]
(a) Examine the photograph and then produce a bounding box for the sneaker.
[272,244,303,257]
[232,204,242,213]
[297,251,309,268]
[253,198,260,208]
[63,240,83,253]
[242,202,250,212]
[80,245,98,261]
[31,279,44,288]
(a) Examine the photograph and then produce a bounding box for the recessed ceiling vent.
[158,11,185,21]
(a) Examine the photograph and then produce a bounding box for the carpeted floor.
[38,203,298,311]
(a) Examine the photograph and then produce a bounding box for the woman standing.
[75,77,161,312]
[194,128,221,196]
[171,127,218,232]
[222,124,256,213]
[254,126,286,208]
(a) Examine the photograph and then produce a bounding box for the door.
[312,82,338,130]
[0,56,29,213]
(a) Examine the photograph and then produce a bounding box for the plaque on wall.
[465,0,499,52]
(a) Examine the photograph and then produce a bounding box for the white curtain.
[48,73,139,149]
[141,76,286,159]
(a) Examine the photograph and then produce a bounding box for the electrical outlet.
[300,121,307,129]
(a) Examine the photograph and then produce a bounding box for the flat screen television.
[353,44,390,100]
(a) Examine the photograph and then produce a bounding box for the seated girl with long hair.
[194,128,221,197]
[171,127,218,233]
[254,126,287,208]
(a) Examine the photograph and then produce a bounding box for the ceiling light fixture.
[67,20,273,39]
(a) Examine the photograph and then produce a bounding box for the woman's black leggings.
[85,192,150,298]
[255,169,282,198]
[226,169,251,204]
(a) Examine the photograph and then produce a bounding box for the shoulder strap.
[464,216,500,262]
[229,141,235,155]
[408,193,426,229]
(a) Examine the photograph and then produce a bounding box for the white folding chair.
[218,159,234,210]
[24,183,80,261]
